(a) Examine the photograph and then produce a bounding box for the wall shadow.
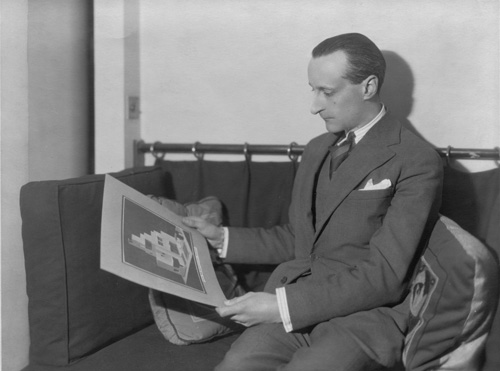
[380,50,422,140]
[381,50,467,172]
[380,50,488,238]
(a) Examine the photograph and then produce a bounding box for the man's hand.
[216,292,281,327]
[182,216,224,248]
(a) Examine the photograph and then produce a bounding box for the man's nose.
[310,94,323,115]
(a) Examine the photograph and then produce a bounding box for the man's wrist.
[216,227,229,258]
[208,226,225,250]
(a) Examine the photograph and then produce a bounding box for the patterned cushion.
[403,215,499,370]
[148,196,245,345]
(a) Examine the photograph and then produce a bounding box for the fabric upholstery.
[402,215,498,371]
[440,167,500,371]
[20,162,499,371]
[20,162,296,369]
[154,160,297,228]
[149,267,244,345]
[440,167,499,251]
[22,325,239,371]
[20,167,170,366]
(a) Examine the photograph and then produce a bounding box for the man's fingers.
[217,292,256,317]
[216,305,233,317]
[224,293,251,306]
[230,315,249,326]
[182,216,204,228]
[216,301,244,317]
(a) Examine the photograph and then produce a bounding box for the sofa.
[20,160,500,371]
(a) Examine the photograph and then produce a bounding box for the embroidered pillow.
[403,215,499,370]
[148,196,245,345]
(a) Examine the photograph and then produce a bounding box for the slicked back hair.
[312,33,386,93]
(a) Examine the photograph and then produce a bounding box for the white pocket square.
[360,178,392,191]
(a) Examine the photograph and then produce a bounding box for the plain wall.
[1,1,30,369]
[94,0,141,174]
[1,1,92,370]
[136,0,499,170]
[28,0,92,180]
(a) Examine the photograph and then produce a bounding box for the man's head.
[308,33,386,133]
[313,33,386,93]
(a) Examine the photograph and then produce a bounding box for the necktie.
[329,131,355,177]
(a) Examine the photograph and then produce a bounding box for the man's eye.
[323,90,334,97]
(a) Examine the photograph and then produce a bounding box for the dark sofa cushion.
[22,324,239,371]
[20,167,170,367]
[154,160,296,229]
[154,160,298,291]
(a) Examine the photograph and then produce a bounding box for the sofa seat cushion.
[22,324,239,371]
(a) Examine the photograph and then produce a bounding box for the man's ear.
[362,75,378,100]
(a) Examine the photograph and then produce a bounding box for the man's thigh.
[280,320,378,371]
[215,319,387,371]
[215,323,310,371]
[286,306,407,371]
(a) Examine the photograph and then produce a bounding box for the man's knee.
[278,321,378,371]
[215,350,246,371]
[310,310,405,369]
[215,323,307,371]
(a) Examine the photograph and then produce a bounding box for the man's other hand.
[182,216,224,248]
[216,292,281,327]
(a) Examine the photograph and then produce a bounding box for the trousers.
[215,307,407,371]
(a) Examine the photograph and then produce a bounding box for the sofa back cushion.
[20,167,170,366]
[154,160,297,228]
[155,160,298,291]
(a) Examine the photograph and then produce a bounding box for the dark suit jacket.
[226,112,443,332]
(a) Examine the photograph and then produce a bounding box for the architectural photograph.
[124,198,196,286]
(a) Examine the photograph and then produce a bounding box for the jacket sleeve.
[222,136,325,266]
[224,223,296,265]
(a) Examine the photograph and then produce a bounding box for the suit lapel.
[313,113,402,242]
[296,132,341,240]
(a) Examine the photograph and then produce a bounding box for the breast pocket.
[347,187,394,200]
[336,188,394,244]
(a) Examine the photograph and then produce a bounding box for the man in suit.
[183,33,443,370]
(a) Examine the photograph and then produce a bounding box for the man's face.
[308,51,367,133]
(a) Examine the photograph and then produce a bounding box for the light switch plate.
[128,96,140,120]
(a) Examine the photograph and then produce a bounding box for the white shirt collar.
[338,105,386,145]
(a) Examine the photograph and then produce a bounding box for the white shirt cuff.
[276,287,293,333]
[217,227,229,258]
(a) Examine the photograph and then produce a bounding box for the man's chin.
[325,121,343,133]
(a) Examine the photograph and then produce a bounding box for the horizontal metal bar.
[435,147,500,160]
[137,141,305,157]
[136,141,499,160]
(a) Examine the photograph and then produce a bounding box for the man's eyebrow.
[309,83,335,91]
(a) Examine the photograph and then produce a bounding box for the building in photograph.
[128,227,192,282]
